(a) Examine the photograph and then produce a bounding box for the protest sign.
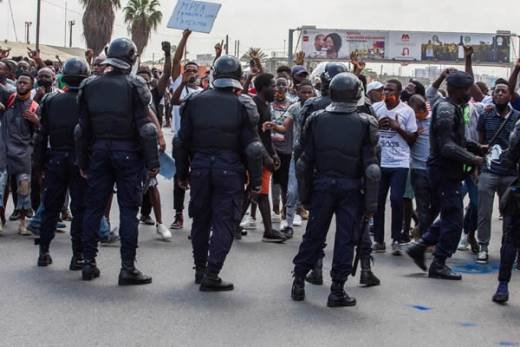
[167,0,222,34]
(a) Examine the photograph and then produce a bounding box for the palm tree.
[241,48,268,63]
[123,0,163,56]
[80,0,121,56]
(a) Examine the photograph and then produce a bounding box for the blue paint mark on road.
[498,341,519,346]
[409,305,432,311]
[452,261,499,274]
[457,321,478,327]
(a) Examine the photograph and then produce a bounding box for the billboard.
[301,28,511,65]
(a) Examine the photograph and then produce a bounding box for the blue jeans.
[373,167,408,244]
[285,157,298,228]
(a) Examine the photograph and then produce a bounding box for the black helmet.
[62,57,90,86]
[329,72,363,103]
[103,38,138,71]
[213,55,242,89]
[320,62,348,84]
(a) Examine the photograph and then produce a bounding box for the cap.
[291,65,309,77]
[366,81,384,94]
[447,71,474,88]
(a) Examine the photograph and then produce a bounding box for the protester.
[373,80,417,255]
[170,30,202,231]
[476,79,520,263]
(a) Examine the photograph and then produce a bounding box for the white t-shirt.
[170,76,202,134]
[374,101,417,168]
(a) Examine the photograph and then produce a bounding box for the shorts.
[261,169,271,195]
[16,173,31,211]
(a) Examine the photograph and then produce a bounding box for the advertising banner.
[301,28,510,64]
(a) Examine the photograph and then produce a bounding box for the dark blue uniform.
[174,89,261,277]
[293,103,379,283]
[36,90,86,256]
[77,71,152,265]
[422,100,482,260]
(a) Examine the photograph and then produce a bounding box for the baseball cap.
[366,81,384,94]
[291,65,309,77]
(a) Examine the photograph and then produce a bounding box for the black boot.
[37,243,52,267]
[305,257,323,285]
[428,258,462,280]
[360,256,380,287]
[291,275,305,301]
[194,266,206,285]
[406,240,427,271]
[199,272,234,292]
[118,261,152,286]
[82,259,100,281]
[327,280,356,307]
[69,254,84,271]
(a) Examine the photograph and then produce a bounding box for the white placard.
[167,0,221,34]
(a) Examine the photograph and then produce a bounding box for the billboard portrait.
[302,28,511,65]
[302,29,387,60]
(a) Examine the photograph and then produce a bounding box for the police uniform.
[407,71,482,280]
[297,64,380,288]
[35,58,90,270]
[76,38,159,285]
[173,55,263,291]
[291,73,380,307]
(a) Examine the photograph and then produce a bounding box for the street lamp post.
[69,20,75,48]
[36,0,41,50]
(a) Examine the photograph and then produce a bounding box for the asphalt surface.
[1,144,519,347]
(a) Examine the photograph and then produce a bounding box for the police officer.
[407,71,484,280]
[298,63,380,288]
[173,55,263,292]
[35,58,90,270]
[291,73,380,307]
[298,62,348,137]
[492,122,520,303]
[76,38,160,285]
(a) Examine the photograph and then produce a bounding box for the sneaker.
[18,223,31,236]
[280,220,288,230]
[262,230,286,243]
[240,216,256,230]
[281,226,294,239]
[100,231,120,245]
[374,242,386,253]
[391,241,402,256]
[400,233,411,245]
[457,234,469,251]
[56,222,67,229]
[476,250,489,264]
[156,224,172,241]
[170,214,184,229]
[9,210,20,221]
[61,210,73,222]
[298,209,309,220]
[271,213,281,224]
[293,214,303,227]
[140,215,155,225]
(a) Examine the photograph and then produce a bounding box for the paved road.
[1,173,519,347]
